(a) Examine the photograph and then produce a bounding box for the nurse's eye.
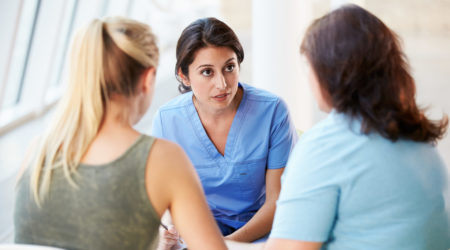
[225,64,235,72]
[201,69,213,77]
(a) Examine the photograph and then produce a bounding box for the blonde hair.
[29,17,159,205]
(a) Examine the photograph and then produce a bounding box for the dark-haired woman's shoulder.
[288,111,366,173]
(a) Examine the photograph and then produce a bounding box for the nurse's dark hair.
[175,17,244,93]
[300,4,447,143]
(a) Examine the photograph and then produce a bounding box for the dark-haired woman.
[151,17,297,246]
[265,4,450,250]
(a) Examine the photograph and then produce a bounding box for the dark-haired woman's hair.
[175,17,244,93]
[301,4,447,143]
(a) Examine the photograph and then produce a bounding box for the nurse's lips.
[213,93,229,101]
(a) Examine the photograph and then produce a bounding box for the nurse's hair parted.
[29,17,159,205]
[300,4,447,143]
[175,17,244,93]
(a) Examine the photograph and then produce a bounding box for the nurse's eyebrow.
[224,57,236,64]
[196,64,214,70]
[196,57,237,70]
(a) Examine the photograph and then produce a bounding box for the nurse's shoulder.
[152,92,193,137]
[241,82,292,120]
[157,91,193,113]
[241,83,279,103]
[153,91,193,123]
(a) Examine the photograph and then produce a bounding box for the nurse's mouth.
[213,93,229,101]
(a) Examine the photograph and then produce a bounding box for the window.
[45,0,78,103]
[2,0,41,110]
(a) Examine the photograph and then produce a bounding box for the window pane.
[2,0,39,109]
[104,0,129,17]
[49,0,78,89]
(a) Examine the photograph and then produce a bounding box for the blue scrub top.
[152,83,297,228]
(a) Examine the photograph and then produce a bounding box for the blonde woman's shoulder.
[144,137,198,216]
[148,138,189,166]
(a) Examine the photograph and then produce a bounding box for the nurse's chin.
[210,102,235,112]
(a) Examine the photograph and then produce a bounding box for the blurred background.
[1,0,449,243]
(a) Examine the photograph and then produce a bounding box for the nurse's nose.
[214,73,227,90]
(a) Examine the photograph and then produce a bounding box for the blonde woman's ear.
[141,67,157,94]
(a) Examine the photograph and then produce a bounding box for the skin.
[305,60,332,113]
[264,239,322,250]
[175,46,284,243]
[21,68,227,250]
[180,46,242,157]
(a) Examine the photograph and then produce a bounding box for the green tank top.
[14,135,160,250]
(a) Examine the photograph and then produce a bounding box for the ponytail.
[29,17,159,205]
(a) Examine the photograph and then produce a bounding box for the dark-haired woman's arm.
[265,238,322,250]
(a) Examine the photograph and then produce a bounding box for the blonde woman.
[14,17,226,250]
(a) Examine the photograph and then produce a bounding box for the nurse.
[152,17,297,245]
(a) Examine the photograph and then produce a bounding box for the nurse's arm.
[224,167,284,242]
[264,238,322,250]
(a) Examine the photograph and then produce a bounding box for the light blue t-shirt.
[152,83,297,229]
[270,111,450,250]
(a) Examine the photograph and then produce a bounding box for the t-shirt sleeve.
[267,99,298,169]
[151,110,164,138]
[269,139,339,242]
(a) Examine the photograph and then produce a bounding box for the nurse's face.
[181,46,240,112]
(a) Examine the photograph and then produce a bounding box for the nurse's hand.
[157,224,182,250]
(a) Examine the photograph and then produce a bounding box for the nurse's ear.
[177,68,190,87]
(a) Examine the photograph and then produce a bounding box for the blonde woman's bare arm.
[146,138,226,250]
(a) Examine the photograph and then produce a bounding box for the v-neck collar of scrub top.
[186,83,249,162]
